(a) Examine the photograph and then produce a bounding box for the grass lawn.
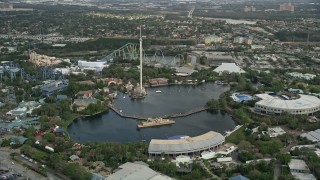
[226,125,247,144]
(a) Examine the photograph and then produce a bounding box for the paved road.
[273,160,281,180]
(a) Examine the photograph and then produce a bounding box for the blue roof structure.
[91,173,106,180]
[229,175,250,180]
[56,95,68,102]
[55,128,64,133]
[40,80,69,97]
[10,136,28,145]
[1,118,39,131]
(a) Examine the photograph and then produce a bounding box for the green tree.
[43,133,55,143]
[1,138,11,147]
[276,153,292,164]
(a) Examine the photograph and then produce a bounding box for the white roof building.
[213,63,245,74]
[148,131,225,156]
[287,72,316,80]
[288,159,316,180]
[174,155,192,167]
[6,101,43,117]
[254,94,320,115]
[78,60,109,72]
[268,127,286,137]
[300,129,320,143]
[288,159,310,173]
[201,151,216,160]
[107,162,173,180]
[217,157,232,163]
[175,67,196,75]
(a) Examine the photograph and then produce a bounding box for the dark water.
[67,83,236,143]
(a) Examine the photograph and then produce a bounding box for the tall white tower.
[139,25,143,91]
[130,25,146,98]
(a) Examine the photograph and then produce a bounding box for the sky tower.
[130,25,146,98]
[139,25,143,92]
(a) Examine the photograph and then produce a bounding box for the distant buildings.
[233,37,245,44]
[280,2,294,12]
[213,63,245,74]
[30,51,69,66]
[0,3,13,10]
[287,72,316,80]
[244,6,256,12]
[0,34,90,43]
[149,78,169,87]
[204,35,222,46]
[0,2,32,11]
[251,45,266,50]
[233,37,253,45]
[244,38,253,45]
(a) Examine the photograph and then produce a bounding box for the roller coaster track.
[100,43,139,61]
[1,62,63,82]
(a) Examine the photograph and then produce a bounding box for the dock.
[137,118,175,128]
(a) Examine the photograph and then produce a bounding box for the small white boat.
[156,90,162,93]
[123,96,126,98]
[119,110,123,113]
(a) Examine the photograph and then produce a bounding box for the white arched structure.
[148,131,225,157]
[254,94,320,115]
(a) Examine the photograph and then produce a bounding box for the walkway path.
[198,160,221,180]
[110,106,209,120]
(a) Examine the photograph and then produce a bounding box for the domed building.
[254,94,320,115]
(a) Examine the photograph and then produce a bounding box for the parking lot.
[0,148,46,180]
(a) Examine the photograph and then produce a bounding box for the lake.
[67,83,236,143]
[213,18,257,25]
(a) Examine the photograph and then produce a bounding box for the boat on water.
[119,110,123,113]
[224,130,231,136]
[123,96,126,99]
[156,90,162,93]
[137,118,175,128]
[216,81,228,85]
[167,135,190,140]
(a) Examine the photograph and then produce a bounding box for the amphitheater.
[148,131,225,157]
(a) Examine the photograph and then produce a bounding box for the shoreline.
[80,107,109,117]
[62,108,109,138]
